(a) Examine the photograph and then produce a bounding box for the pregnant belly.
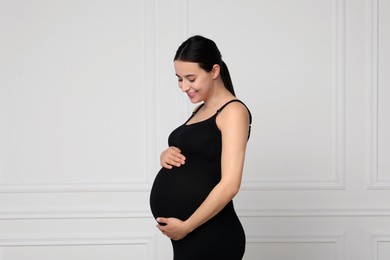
[149,161,219,221]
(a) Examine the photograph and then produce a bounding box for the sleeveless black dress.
[150,100,251,260]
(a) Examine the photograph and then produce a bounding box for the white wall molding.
[0,233,157,259]
[0,183,151,193]
[144,0,158,187]
[242,0,346,190]
[365,0,390,190]
[367,231,390,260]
[238,207,390,217]
[3,206,390,220]
[0,207,152,220]
[0,0,157,194]
[0,233,157,246]
[177,0,191,124]
[247,233,346,260]
[241,178,345,191]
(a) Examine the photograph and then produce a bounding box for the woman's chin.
[187,95,200,103]
[189,98,202,104]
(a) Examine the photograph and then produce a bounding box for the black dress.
[150,99,251,260]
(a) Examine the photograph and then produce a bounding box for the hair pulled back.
[174,35,235,96]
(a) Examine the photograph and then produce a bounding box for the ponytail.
[220,60,236,96]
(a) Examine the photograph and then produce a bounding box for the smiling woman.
[174,60,216,104]
[150,35,252,260]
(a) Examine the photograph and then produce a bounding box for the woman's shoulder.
[216,99,252,139]
[216,99,251,124]
[217,99,251,119]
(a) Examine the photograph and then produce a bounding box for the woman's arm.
[156,102,250,240]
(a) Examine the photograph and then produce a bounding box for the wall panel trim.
[365,0,390,190]
[0,207,152,220]
[0,233,157,259]
[0,183,151,193]
[243,0,346,190]
[3,206,390,220]
[176,0,191,124]
[0,233,157,246]
[144,0,158,187]
[0,0,157,194]
[247,233,346,260]
[238,207,390,217]
[367,231,390,260]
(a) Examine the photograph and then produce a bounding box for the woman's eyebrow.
[175,73,196,78]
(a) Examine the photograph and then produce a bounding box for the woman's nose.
[181,82,190,92]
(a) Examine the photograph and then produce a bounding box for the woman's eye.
[177,78,183,82]
[189,79,195,83]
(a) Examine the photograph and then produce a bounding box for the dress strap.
[216,99,252,139]
[217,99,252,124]
[193,103,204,115]
[184,103,204,124]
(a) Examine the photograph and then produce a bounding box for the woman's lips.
[187,91,196,98]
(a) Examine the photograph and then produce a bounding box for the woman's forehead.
[174,60,201,75]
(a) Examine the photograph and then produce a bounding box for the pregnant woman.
[150,35,252,260]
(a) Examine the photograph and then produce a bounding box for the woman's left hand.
[156,217,192,241]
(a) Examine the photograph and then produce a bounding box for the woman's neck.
[203,80,234,110]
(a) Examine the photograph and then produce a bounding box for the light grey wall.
[1,0,390,259]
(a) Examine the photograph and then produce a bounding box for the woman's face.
[174,60,216,104]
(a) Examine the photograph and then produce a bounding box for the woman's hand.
[156,217,192,241]
[160,146,186,169]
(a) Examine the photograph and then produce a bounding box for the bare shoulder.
[216,100,251,128]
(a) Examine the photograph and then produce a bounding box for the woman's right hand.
[160,146,186,169]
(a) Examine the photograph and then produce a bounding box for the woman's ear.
[211,64,221,79]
